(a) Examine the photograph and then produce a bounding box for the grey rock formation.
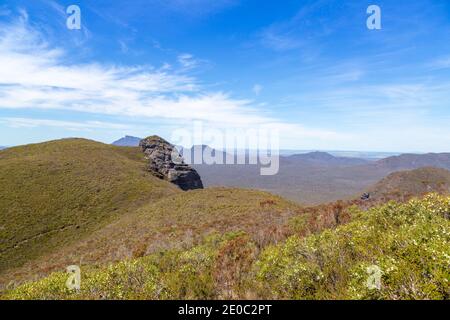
[139,136,204,191]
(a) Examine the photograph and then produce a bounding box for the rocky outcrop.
[139,136,204,191]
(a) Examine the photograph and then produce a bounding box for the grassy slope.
[1,188,302,288]
[367,167,450,201]
[0,139,179,276]
[57,187,301,260]
[4,194,449,300]
[2,139,450,299]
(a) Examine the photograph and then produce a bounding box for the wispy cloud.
[177,53,199,70]
[0,117,130,131]
[428,56,450,70]
[257,0,332,52]
[0,16,341,144]
[258,26,303,51]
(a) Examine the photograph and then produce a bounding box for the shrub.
[4,194,449,300]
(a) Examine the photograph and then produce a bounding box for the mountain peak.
[112,135,142,147]
[304,151,335,159]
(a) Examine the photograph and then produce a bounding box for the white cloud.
[259,28,302,51]
[257,1,332,52]
[0,17,343,146]
[0,117,130,131]
[177,53,196,69]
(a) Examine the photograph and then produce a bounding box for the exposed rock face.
[139,136,204,191]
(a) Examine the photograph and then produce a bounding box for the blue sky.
[0,0,450,152]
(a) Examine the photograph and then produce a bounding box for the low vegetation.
[4,194,449,300]
[0,187,302,288]
[0,139,179,274]
[367,167,450,201]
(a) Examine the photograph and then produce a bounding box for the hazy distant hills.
[193,159,380,205]
[194,151,450,204]
[109,136,450,204]
[375,153,450,171]
[283,151,370,166]
[366,167,450,201]
[112,135,141,147]
[110,135,395,159]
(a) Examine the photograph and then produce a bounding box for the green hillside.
[1,138,449,300]
[0,188,302,288]
[0,139,180,275]
[4,194,449,300]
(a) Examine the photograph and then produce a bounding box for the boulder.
[139,136,204,191]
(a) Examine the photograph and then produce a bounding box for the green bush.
[4,195,449,300]
[255,194,450,300]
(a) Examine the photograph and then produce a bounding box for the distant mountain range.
[367,167,450,201]
[279,149,401,159]
[109,135,450,204]
[193,151,450,204]
[112,136,142,147]
[110,136,399,159]
[375,153,450,171]
[283,151,369,166]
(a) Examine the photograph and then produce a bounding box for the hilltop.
[0,138,301,288]
[0,138,180,276]
[366,167,450,201]
[375,153,450,171]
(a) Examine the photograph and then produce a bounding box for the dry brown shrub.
[213,236,258,299]
[259,199,276,207]
[132,242,148,259]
